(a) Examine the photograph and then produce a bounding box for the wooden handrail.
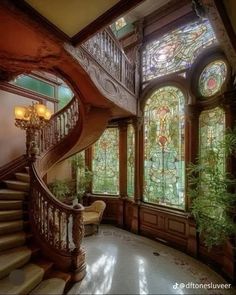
[82,27,135,93]
[29,96,86,281]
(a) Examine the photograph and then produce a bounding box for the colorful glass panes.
[115,17,127,31]
[199,107,225,172]
[199,60,227,97]
[144,86,185,208]
[142,20,217,81]
[92,128,119,195]
[127,124,135,197]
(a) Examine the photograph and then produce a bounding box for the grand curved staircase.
[0,96,111,294]
[0,6,136,292]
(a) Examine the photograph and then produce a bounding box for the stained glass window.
[92,128,119,195]
[199,60,227,97]
[115,17,127,31]
[127,124,135,197]
[144,86,185,208]
[142,19,217,81]
[199,107,225,171]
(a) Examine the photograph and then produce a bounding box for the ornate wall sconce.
[14,102,52,157]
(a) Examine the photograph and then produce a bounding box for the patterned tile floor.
[68,225,234,295]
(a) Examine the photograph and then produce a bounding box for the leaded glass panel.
[142,19,217,81]
[127,124,135,197]
[199,60,227,97]
[144,86,185,208]
[199,107,225,172]
[92,128,119,195]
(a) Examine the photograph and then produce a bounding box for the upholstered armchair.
[83,200,106,235]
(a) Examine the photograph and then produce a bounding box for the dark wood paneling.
[139,205,189,250]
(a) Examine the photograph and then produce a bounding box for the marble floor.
[68,225,234,295]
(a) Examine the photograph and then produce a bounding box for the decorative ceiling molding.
[202,0,236,74]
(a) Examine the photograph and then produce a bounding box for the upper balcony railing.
[82,28,135,93]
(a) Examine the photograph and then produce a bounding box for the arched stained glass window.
[199,107,225,171]
[127,124,135,197]
[92,128,119,195]
[199,60,227,97]
[142,19,217,81]
[144,86,185,208]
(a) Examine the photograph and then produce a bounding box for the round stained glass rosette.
[199,60,227,97]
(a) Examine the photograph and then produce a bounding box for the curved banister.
[29,95,86,280]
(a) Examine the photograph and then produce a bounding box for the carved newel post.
[71,203,86,281]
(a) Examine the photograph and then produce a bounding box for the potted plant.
[48,179,74,205]
[188,127,236,248]
[71,153,93,203]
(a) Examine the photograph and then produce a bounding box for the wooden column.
[185,103,201,257]
[117,122,128,228]
[129,117,143,234]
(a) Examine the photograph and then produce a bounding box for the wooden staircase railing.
[29,96,86,281]
[82,27,135,93]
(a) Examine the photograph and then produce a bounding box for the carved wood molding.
[202,0,236,73]
[64,44,137,115]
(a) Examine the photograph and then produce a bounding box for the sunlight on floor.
[68,225,234,295]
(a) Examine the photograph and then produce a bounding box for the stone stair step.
[0,263,45,295]
[0,232,26,251]
[0,189,26,200]
[4,181,30,192]
[29,277,66,295]
[0,245,39,279]
[0,210,23,222]
[15,173,30,183]
[0,220,24,235]
[0,200,23,210]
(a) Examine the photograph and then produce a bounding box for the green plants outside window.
[188,127,236,248]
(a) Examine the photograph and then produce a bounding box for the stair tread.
[15,173,30,183]
[0,232,26,251]
[15,173,29,177]
[4,180,29,185]
[0,210,23,215]
[0,200,23,210]
[0,210,23,221]
[0,200,23,204]
[30,278,66,295]
[0,263,45,295]
[0,189,26,199]
[0,220,23,235]
[0,246,32,279]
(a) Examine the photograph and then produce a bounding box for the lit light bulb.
[35,104,46,117]
[44,109,52,120]
[14,106,26,120]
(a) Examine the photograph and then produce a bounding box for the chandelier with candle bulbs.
[14,102,52,157]
[14,102,52,131]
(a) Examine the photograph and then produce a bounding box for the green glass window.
[58,85,73,109]
[127,124,135,197]
[92,128,119,195]
[199,60,227,97]
[144,86,185,208]
[199,107,225,171]
[13,75,55,97]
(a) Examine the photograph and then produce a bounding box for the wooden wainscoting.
[139,204,189,251]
